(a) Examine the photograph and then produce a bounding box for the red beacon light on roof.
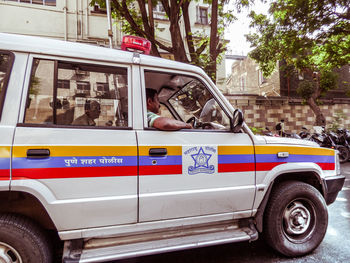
[121,35,151,55]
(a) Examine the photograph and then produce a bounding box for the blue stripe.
[0,158,10,169]
[218,154,255,164]
[139,155,182,166]
[255,154,334,163]
[13,156,137,169]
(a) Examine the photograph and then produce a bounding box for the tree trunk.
[161,0,188,62]
[207,0,218,83]
[137,0,160,56]
[307,97,326,126]
[182,1,197,63]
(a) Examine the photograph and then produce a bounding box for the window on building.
[24,59,129,127]
[0,52,14,120]
[258,70,266,85]
[197,7,208,25]
[240,75,246,91]
[76,81,91,96]
[7,0,56,6]
[92,3,107,14]
[153,3,165,12]
[298,70,304,80]
[152,3,166,19]
[57,79,70,89]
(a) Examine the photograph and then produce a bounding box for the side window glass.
[169,80,230,130]
[24,59,129,127]
[0,52,14,119]
[144,70,230,130]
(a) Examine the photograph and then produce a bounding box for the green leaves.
[247,0,349,125]
[247,0,350,77]
[297,80,316,99]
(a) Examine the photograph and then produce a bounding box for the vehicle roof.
[0,33,205,75]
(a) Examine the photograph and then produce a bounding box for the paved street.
[116,163,350,263]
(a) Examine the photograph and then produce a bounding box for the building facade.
[0,0,120,46]
[226,56,280,96]
[0,0,226,90]
[226,56,350,100]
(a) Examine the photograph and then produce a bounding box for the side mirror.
[231,109,244,133]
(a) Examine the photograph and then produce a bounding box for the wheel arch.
[0,190,56,231]
[254,170,325,233]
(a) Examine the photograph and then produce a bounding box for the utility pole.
[106,0,113,48]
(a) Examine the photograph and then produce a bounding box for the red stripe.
[256,162,335,171]
[317,163,335,170]
[218,163,255,173]
[12,166,137,179]
[0,177,9,181]
[0,169,10,178]
[9,162,336,180]
[256,162,285,171]
[139,165,182,175]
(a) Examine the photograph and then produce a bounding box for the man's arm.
[153,117,192,131]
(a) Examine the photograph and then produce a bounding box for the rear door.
[137,68,256,222]
[11,55,138,230]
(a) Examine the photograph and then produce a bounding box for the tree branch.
[111,0,172,53]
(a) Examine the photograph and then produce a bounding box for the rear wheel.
[263,181,328,257]
[0,214,52,263]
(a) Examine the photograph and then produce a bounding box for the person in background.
[72,100,101,126]
[276,119,285,136]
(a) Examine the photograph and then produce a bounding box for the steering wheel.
[186,116,198,128]
[201,122,214,129]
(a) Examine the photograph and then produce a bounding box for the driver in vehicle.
[146,88,192,131]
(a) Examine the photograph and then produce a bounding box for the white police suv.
[0,33,345,263]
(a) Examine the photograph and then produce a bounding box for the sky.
[224,1,270,76]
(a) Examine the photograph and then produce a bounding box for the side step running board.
[63,220,258,263]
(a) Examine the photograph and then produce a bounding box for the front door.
[138,68,256,222]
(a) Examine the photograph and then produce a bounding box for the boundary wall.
[227,98,350,134]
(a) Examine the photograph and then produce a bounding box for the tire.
[0,214,52,263]
[336,145,349,163]
[263,181,328,257]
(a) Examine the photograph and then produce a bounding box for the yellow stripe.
[255,145,334,156]
[139,146,182,156]
[218,146,254,155]
[0,146,11,158]
[13,146,137,158]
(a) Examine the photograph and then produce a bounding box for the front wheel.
[0,214,52,263]
[263,181,328,257]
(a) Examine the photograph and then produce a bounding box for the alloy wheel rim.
[282,199,316,242]
[0,242,22,263]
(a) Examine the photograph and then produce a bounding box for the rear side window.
[24,59,129,128]
[0,52,14,120]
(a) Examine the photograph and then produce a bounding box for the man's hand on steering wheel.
[186,116,200,129]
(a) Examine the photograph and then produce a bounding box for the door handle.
[149,148,167,156]
[26,149,50,159]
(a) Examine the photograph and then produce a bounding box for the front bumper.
[323,176,345,205]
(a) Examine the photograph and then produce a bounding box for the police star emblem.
[188,147,215,175]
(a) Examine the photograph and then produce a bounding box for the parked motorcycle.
[307,127,349,163]
[299,127,310,139]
